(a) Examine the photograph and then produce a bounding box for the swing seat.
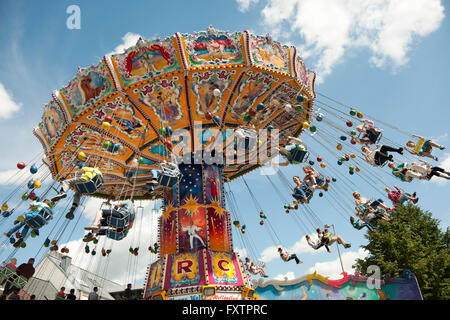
[292,185,314,203]
[376,158,389,168]
[290,149,309,163]
[359,206,384,224]
[158,173,178,188]
[358,130,382,144]
[74,174,104,194]
[24,207,53,229]
[158,163,180,188]
[303,186,314,201]
[106,228,129,241]
[315,175,325,186]
[0,265,16,280]
[105,215,127,229]
[234,127,257,152]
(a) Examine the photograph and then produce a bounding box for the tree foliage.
[354,203,450,300]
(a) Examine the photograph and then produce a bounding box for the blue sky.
[0,0,449,287]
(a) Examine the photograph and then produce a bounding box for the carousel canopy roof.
[34,26,316,200]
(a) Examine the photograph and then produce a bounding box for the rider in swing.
[52,166,103,219]
[273,136,308,166]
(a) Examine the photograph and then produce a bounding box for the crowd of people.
[0,257,35,300]
[0,256,137,300]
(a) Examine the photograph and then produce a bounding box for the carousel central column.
[160,161,231,255]
[143,154,251,300]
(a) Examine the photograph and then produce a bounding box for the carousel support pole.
[332,224,345,274]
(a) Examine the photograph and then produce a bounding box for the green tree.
[354,203,450,300]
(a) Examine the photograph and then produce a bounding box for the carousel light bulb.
[213,88,221,97]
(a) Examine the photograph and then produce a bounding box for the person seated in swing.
[244,257,268,278]
[278,247,302,264]
[357,208,391,225]
[233,125,258,154]
[302,166,325,190]
[388,160,450,182]
[355,119,382,144]
[84,223,132,242]
[305,234,330,252]
[388,162,421,182]
[3,199,52,247]
[355,204,392,224]
[153,161,181,189]
[317,228,351,251]
[83,200,135,242]
[52,166,103,219]
[352,191,394,213]
[361,144,403,167]
[249,262,269,278]
[385,186,418,206]
[405,134,445,161]
[292,176,312,204]
[415,159,450,181]
[349,216,374,231]
[273,136,308,166]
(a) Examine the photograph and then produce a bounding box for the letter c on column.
[218,259,230,272]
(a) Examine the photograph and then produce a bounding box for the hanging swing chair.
[109,214,134,240]
[233,126,258,153]
[289,148,310,164]
[105,226,130,241]
[105,214,129,229]
[157,162,181,188]
[24,206,54,230]
[74,173,104,194]
[357,128,383,145]
[356,203,386,227]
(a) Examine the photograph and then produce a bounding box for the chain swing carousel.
[29,26,316,300]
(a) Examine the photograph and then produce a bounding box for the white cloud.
[430,132,448,145]
[273,271,296,280]
[236,0,260,12]
[0,166,43,186]
[258,0,445,82]
[107,32,143,56]
[306,248,368,279]
[0,82,22,119]
[80,197,105,221]
[431,152,450,185]
[0,169,22,185]
[439,153,450,171]
[62,200,160,286]
[234,247,249,260]
[290,235,319,255]
[260,245,280,263]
